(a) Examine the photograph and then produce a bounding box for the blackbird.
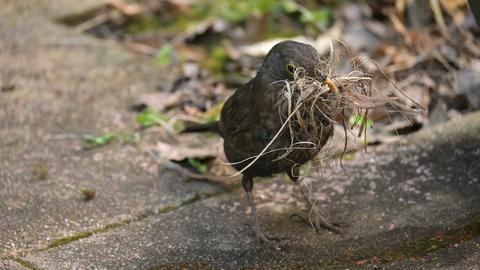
[218,40,340,243]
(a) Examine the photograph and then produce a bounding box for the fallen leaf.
[104,0,149,16]
[440,0,468,24]
[131,92,183,112]
[355,259,368,266]
[84,132,117,148]
[155,45,173,66]
[80,189,96,201]
[181,18,230,42]
[187,158,208,173]
[238,37,314,57]
[154,139,220,161]
[454,66,480,109]
[136,109,169,128]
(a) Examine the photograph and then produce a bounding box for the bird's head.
[257,40,326,85]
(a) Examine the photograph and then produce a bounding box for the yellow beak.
[323,78,339,94]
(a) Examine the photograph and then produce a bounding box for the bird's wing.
[220,80,290,168]
[219,81,255,138]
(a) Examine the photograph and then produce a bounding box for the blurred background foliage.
[59,0,479,173]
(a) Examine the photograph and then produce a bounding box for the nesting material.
[281,64,417,155]
[230,57,420,177]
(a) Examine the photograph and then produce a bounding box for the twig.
[45,133,89,141]
[104,0,148,16]
[430,0,449,37]
[74,12,110,33]
[125,42,158,56]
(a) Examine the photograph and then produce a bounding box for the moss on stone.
[32,163,48,181]
[47,231,93,249]
[13,258,42,270]
[349,218,480,267]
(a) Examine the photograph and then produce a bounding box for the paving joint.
[7,188,232,262]
[12,258,44,270]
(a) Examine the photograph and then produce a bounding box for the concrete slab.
[389,237,480,270]
[0,0,223,258]
[2,0,480,268]
[0,260,29,270]
[24,113,480,269]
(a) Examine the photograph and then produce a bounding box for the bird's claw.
[255,232,288,251]
[289,208,344,235]
[258,234,278,244]
[253,229,286,244]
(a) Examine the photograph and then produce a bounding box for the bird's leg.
[287,168,342,234]
[242,175,273,243]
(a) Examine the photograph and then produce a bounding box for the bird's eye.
[286,64,296,74]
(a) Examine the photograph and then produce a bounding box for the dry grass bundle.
[280,57,420,160]
[230,50,421,177]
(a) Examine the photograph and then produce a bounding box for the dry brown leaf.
[238,37,323,57]
[131,91,184,112]
[440,0,468,24]
[104,0,148,16]
[125,42,158,56]
[374,45,416,67]
[176,45,207,63]
[389,12,412,45]
[205,155,239,179]
[237,25,342,58]
[154,139,221,161]
[158,158,240,187]
[147,135,237,185]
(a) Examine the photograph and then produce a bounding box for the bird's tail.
[181,121,220,134]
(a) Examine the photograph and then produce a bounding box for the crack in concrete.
[9,188,232,269]
[45,191,223,249]
[7,172,278,267]
[5,173,277,268]
[12,258,43,270]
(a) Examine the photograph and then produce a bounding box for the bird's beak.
[323,78,340,95]
[314,69,339,94]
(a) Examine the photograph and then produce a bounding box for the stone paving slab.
[388,237,480,270]
[24,113,480,269]
[0,260,29,270]
[0,0,223,257]
[2,1,480,269]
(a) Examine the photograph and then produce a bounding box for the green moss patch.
[350,218,480,267]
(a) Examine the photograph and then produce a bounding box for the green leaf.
[121,132,141,145]
[282,0,299,13]
[84,132,117,148]
[154,45,173,66]
[204,114,221,123]
[187,158,208,173]
[310,9,331,26]
[136,109,168,128]
[349,115,374,128]
[300,8,330,24]
[201,101,224,123]
[218,3,247,23]
[257,0,282,13]
[125,16,161,34]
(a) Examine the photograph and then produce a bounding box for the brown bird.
[218,40,341,243]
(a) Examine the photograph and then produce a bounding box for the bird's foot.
[253,230,288,250]
[290,207,344,235]
[252,226,285,244]
[258,232,277,244]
